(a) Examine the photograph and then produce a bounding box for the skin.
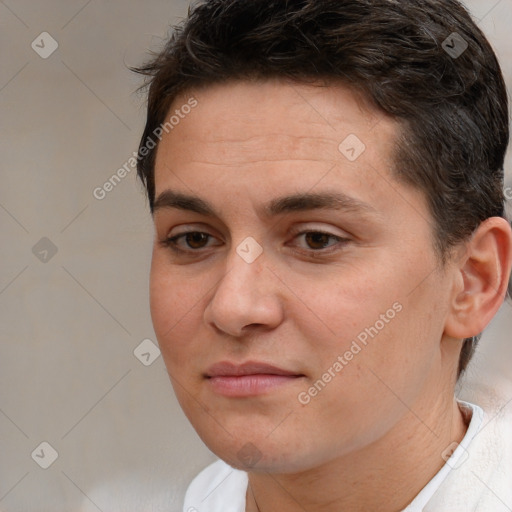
[149,78,512,511]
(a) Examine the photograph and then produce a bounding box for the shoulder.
[425,400,512,511]
[183,459,248,512]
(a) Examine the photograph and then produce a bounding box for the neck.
[245,394,468,512]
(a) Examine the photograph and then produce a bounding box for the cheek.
[299,258,438,385]
[149,264,207,417]
[149,256,203,361]
[291,266,395,347]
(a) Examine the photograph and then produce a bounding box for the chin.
[198,429,333,474]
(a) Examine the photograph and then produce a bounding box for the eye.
[159,231,219,254]
[159,229,350,256]
[291,230,349,253]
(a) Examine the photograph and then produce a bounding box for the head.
[133,0,512,472]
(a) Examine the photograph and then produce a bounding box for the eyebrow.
[152,189,377,218]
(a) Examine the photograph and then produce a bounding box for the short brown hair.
[132,0,511,379]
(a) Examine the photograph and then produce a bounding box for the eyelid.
[165,223,349,243]
[159,229,220,251]
[160,224,351,256]
[288,223,350,239]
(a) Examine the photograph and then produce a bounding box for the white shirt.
[183,400,512,511]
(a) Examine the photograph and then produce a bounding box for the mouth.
[204,361,305,397]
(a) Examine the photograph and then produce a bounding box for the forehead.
[152,79,407,222]
[154,78,398,171]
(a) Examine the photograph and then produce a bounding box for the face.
[150,79,456,473]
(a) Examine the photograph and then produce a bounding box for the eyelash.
[159,229,349,256]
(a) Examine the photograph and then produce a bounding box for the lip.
[205,361,305,397]
[205,361,301,377]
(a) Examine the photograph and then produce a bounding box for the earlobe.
[444,217,512,340]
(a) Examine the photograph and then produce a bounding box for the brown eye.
[160,231,216,253]
[292,230,347,253]
[184,232,210,249]
[304,232,333,250]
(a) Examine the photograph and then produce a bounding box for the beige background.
[0,1,510,511]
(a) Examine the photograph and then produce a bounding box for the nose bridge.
[217,236,268,307]
[221,231,268,289]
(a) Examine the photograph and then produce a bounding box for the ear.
[444,217,512,339]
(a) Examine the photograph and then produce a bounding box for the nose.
[203,243,284,338]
